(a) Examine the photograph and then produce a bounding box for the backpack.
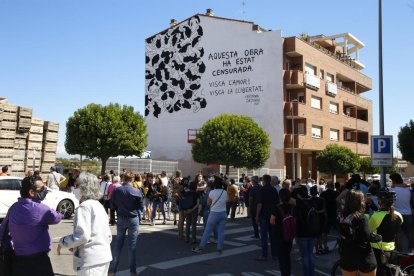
[303,199,321,236]
[278,205,296,242]
[179,191,194,210]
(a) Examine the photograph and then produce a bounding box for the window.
[330,129,339,141]
[327,73,334,83]
[298,122,305,135]
[297,92,305,103]
[311,96,322,109]
[329,102,338,114]
[346,132,352,140]
[305,63,316,75]
[312,125,322,139]
[320,69,324,80]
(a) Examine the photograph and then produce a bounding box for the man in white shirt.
[160,171,168,186]
[391,172,414,253]
[46,166,66,191]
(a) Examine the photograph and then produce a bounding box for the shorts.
[340,248,377,273]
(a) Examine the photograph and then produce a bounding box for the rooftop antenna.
[241,1,246,20]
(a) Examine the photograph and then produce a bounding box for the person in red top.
[0,165,8,176]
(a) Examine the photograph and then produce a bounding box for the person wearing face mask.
[0,175,62,275]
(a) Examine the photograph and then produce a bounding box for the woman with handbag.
[192,176,227,254]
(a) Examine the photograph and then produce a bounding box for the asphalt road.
[49,211,340,276]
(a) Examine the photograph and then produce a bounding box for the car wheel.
[57,199,74,219]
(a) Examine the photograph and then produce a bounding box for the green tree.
[398,120,414,163]
[358,157,380,178]
[65,103,147,175]
[191,114,270,174]
[316,144,360,179]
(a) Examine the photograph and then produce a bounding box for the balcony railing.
[326,81,337,96]
[304,73,320,90]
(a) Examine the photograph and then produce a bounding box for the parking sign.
[371,135,393,167]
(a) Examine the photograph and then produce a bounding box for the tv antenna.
[241,1,246,20]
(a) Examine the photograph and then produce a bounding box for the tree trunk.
[101,157,109,176]
[225,164,230,176]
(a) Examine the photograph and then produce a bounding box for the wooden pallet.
[27,141,42,150]
[28,133,43,142]
[0,120,17,130]
[0,139,15,148]
[42,152,56,163]
[30,125,43,134]
[12,149,26,161]
[42,142,57,152]
[43,131,58,142]
[0,130,15,139]
[0,112,17,121]
[31,118,44,126]
[43,121,59,132]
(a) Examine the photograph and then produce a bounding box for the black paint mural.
[145,15,207,118]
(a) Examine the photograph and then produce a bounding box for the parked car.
[0,176,79,219]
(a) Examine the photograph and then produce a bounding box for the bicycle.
[330,250,414,276]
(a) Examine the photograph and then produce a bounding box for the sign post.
[371,135,393,186]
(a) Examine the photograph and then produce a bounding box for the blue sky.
[0,0,413,157]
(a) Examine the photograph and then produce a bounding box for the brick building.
[283,34,372,180]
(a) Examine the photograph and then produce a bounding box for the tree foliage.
[398,120,414,163]
[358,157,380,175]
[316,144,360,176]
[65,103,147,174]
[191,114,270,173]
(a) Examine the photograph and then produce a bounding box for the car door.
[0,179,21,218]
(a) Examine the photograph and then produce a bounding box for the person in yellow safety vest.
[369,188,403,275]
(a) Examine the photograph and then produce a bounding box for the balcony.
[326,81,337,96]
[284,101,308,118]
[304,73,320,90]
[284,70,304,89]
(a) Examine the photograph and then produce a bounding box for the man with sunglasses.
[0,175,62,275]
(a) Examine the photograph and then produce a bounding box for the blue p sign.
[373,137,391,154]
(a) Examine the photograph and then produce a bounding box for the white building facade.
[145,13,284,175]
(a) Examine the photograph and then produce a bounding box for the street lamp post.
[289,93,298,180]
[378,0,386,187]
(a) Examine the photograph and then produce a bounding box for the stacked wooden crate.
[41,121,59,174]
[0,103,18,171]
[0,98,59,176]
[25,118,44,172]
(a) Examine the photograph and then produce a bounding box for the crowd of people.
[0,166,413,276]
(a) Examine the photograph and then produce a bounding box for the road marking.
[241,272,263,276]
[234,235,259,242]
[149,245,260,269]
[161,230,246,247]
[266,270,281,275]
[224,226,253,235]
[315,269,330,276]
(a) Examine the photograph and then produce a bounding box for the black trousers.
[13,252,54,276]
[275,240,293,276]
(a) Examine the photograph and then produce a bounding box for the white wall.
[145,15,284,175]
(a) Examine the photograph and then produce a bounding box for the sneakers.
[192,247,203,253]
[150,221,155,226]
[162,220,166,225]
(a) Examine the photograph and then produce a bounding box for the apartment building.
[283,34,372,180]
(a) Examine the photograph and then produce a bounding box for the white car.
[0,176,79,219]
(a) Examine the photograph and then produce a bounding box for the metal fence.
[106,157,179,176]
[218,165,284,181]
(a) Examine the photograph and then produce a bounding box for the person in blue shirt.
[108,172,144,276]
